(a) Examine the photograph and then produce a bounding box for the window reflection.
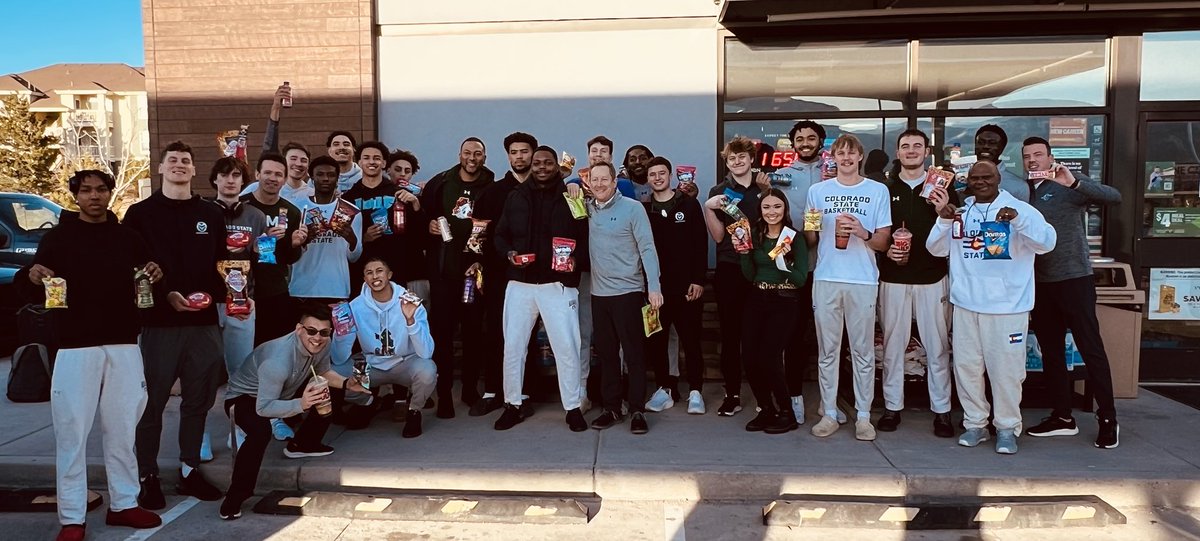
[1141,31,1200,101]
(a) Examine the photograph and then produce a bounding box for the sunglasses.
[302,326,333,338]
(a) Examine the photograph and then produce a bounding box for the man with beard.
[492,146,589,431]
[420,137,495,418]
[327,131,362,193]
[343,141,397,292]
[972,125,1030,202]
[619,145,655,202]
[385,149,430,302]
[471,132,542,416]
[242,153,307,348]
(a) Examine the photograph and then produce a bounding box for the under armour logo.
[892,196,901,202]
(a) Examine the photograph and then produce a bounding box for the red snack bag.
[329,199,359,232]
[186,292,212,309]
[226,231,251,249]
[515,253,537,265]
[727,218,753,253]
[217,260,251,315]
[551,237,576,272]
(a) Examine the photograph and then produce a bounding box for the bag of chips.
[216,125,249,163]
[727,218,753,253]
[329,200,359,233]
[464,219,489,254]
[217,260,252,316]
[676,165,696,187]
[981,221,1012,260]
[331,302,357,337]
[551,237,576,272]
[564,192,588,219]
[642,304,662,337]
[720,188,747,221]
[304,207,325,239]
[919,167,955,199]
[371,210,391,235]
[257,234,277,264]
[43,277,67,309]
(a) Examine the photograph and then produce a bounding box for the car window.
[3,198,61,232]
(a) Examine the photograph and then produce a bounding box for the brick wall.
[142,0,376,193]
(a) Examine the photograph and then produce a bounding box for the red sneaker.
[56,525,85,541]
[106,506,162,528]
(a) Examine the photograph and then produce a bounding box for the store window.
[723,118,909,175]
[1141,31,1200,102]
[1143,121,1200,237]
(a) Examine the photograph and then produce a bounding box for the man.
[1021,136,1123,449]
[241,153,307,348]
[328,130,362,192]
[343,141,397,292]
[123,141,226,509]
[243,84,313,207]
[973,125,1030,202]
[419,137,495,418]
[804,134,892,442]
[22,170,163,541]
[877,129,956,437]
[208,156,267,376]
[642,156,707,415]
[587,162,663,434]
[218,303,367,520]
[619,145,655,202]
[348,258,437,438]
[492,145,589,431]
[289,155,363,390]
[472,132,542,416]
[927,161,1056,454]
[385,149,430,302]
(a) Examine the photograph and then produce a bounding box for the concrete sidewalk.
[3,367,1199,510]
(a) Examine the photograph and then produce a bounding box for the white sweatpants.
[503,281,583,410]
[878,279,952,413]
[217,304,256,377]
[813,280,877,418]
[52,344,147,525]
[952,307,1028,433]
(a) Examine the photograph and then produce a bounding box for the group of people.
[27,84,1124,540]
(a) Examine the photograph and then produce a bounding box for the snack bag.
[187,292,212,309]
[43,277,67,308]
[804,208,822,232]
[821,149,837,179]
[331,302,357,337]
[727,218,753,253]
[720,188,746,221]
[767,234,793,260]
[451,196,473,220]
[353,357,371,390]
[401,291,423,305]
[951,155,977,190]
[551,237,576,272]
[676,165,696,187]
[217,260,252,316]
[329,199,359,232]
[304,207,325,238]
[560,151,576,177]
[371,210,392,235]
[257,234,277,264]
[226,231,251,250]
[980,221,1012,260]
[919,168,955,199]
[1027,170,1055,181]
[216,125,249,162]
[642,305,662,337]
[564,192,588,219]
[464,219,490,254]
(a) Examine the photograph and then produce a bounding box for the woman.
[739,189,808,434]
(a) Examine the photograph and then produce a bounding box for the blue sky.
[0,0,143,74]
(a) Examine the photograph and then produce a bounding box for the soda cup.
[834,215,850,250]
[310,374,332,417]
[438,216,453,242]
[891,226,912,265]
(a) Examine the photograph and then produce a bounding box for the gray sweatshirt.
[588,194,662,296]
[225,332,332,418]
[1030,172,1121,283]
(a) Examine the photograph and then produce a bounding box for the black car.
[0,193,62,354]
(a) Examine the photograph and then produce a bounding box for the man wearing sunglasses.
[218,303,366,520]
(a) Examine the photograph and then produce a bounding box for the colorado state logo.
[196,221,208,234]
[674,211,685,223]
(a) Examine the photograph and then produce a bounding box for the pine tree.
[0,95,61,195]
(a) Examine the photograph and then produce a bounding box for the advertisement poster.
[1151,207,1200,237]
[1149,268,1200,320]
[1054,147,1090,177]
[1049,117,1088,147]
[1146,161,1175,194]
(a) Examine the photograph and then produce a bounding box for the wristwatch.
[864,231,873,242]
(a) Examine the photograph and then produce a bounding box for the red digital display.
[760,151,797,169]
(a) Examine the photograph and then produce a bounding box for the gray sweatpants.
[135,325,223,475]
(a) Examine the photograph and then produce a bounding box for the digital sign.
[761,151,798,169]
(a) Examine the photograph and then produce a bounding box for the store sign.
[1151,207,1200,237]
[1054,147,1090,176]
[1149,268,1200,320]
[1049,117,1088,147]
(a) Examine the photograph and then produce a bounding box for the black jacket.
[473,171,522,294]
[18,211,150,348]
[122,190,226,326]
[419,164,495,280]
[645,192,707,298]
[878,174,959,285]
[494,178,588,288]
[708,178,763,264]
[342,179,428,285]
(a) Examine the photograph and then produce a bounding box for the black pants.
[136,325,223,474]
[742,289,799,415]
[223,393,329,502]
[430,277,486,400]
[593,292,648,413]
[647,294,704,393]
[714,262,749,396]
[1030,275,1117,420]
[783,273,815,396]
[254,293,296,346]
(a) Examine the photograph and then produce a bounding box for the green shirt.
[740,232,807,287]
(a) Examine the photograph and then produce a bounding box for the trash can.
[1093,261,1145,399]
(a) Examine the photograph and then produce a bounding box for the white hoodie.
[926,189,1057,315]
[348,281,434,371]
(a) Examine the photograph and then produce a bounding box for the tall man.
[241,153,306,346]
[1021,136,1123,449]
[327,130,361,192]
[643,156,707,414]
[23,170,163,541]
[973,125,1030,202]
[124,141,226,509]
[492,146,589,432]
[587,162,663,434]
[804,134,892,442]
[343,140,396,292]
[877,129,956,437]
[420,137,495,418]
[927,161,1056,454]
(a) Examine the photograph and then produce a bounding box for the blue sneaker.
[995,429,1019,455]
[271,418,295,441]
[958,427,990,448]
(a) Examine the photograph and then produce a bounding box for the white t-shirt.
[807,176,892,285]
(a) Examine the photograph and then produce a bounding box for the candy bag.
[216,125,249,162]
[919,167,955,199]
[43,277,67,308]
[564,192,588,219]
[331,302,357,337]
[329,199,359,232]
[551,237,576,272]
[720,188,746,221]
[676,165,696,187]
[642,304,662,337]
[257,234,277,264]
[464,219,489,254]
[304,207,325,238]
[217,260,252,315]
[803,208,822,232]
[371,210,392,235]
[981,221,1012,260]
[727,218,753,253]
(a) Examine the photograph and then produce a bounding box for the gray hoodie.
[226,332,332,418]
[588,194,662,296]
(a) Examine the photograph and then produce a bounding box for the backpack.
[7,343,51,403]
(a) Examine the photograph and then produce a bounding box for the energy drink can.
[462,275,476,304]
[438,216,453,242]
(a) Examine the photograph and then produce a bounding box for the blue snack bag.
[723,187,743,203]
[257,234,277,264]
[980,221,1012,260]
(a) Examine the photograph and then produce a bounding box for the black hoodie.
[122,190,225,327]
[18,211,150,348]
[493,178,588,288]
[645,191,707,298]
[418,164,496,280]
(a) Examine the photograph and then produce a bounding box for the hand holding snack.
[28,264,54,285]
[509,251,534,268]
[231,298,255,321]
[266,224,286,240]
[754,171,771,193]
[364,223,385,243]
[291,227,308,248]
[648,291,664,310]
[996,207,1019,222]
[704,195,726,211]
[1051,162,1076,187]
[167,291,201,312]
[566,183,583,200]
[395,189,419,206]
[928,186,956,219]
[141,262,163,284]
[465,262,482,277]
[400,296,419,324]
[678,181,699,198]
[43,277,67,308]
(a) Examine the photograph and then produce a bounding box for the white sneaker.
[687,391,705,414]
[645,388,674,412]
[227,426,247,450]
[271,418,295,441]
[790,396,806,425]
[199,432,213,463]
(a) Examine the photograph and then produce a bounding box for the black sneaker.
[461,390,481,408]
[520,402,535,418]
[469,396,502,417]
[764,412,799,435]
[402,410,422,438]
[566,408,587,432]
[590,409,625,430]
[745,410,775,432]
[717,395,742,417]
[494,404,525,430]
[218,495,245,520]
[344,403,376,430]
[630,412,649,435]
[1027,415,1079,437]
[877,410,902,432]
[138,474,165,510]
[1095,416,1119,449]
[177,469,223,501]
[933,413,955,438]
[423,397,435,409]
[436,399,456,419]
[283,441,335,459]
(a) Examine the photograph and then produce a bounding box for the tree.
[0,95,60,195]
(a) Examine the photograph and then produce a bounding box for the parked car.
[0,193,62,355]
